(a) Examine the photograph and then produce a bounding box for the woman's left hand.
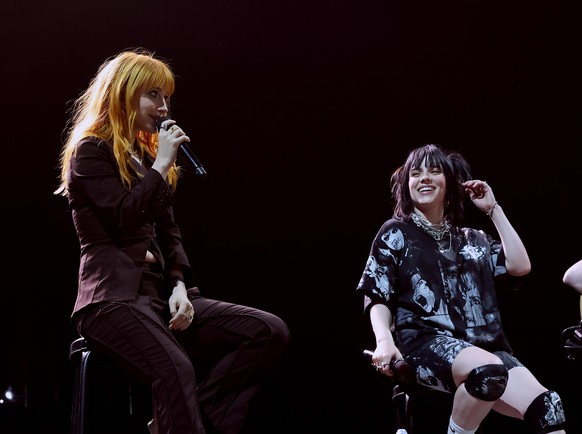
[168,284,195,331]
[462,180,497,214]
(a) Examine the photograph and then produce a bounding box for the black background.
[1,0,581,433]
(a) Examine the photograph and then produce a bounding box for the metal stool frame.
[69,336,149,434]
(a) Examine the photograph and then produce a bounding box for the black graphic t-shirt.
[356,218,513,355]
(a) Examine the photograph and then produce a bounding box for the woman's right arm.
[70,140,174,232]
[369,303,403,367]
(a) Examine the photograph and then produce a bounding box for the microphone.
[155,117,207,179]
[363,349,411,379]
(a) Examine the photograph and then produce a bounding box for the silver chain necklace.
[410,211,450,241]
[410,211,453,253]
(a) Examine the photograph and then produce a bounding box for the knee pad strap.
[464,364,508,402]
[524,390,566,434]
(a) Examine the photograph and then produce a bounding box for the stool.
[392,383,411,432]
[69,336,151,434]
[363,349,455,434]
[391,382,453,434]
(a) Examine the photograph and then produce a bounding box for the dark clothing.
[74,288,288,434]
[67,137,289,434]
[67,137,188,312]
[404,335,522,392]
[356,218,519,391]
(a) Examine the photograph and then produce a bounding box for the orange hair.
[55,48,180,195]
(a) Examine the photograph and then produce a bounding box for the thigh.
[451,348,523,385]
[75,296,190,383]
[180,293,289,358]
[406,335,473,392]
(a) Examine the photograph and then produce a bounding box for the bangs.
[406,144,448,171]
[144,61,175,95]
[125,55,175,96]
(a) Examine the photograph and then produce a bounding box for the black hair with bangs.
[390,143,472,226]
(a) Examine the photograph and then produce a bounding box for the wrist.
[485,202,498,218]
[168,275,184,288]
[171,282,187,295]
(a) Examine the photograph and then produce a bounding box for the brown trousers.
[74,268,289,434]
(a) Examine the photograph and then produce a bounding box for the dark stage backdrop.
[1,1,581,433]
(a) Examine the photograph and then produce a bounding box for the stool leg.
[392,385,410,434]
[404,393,412,434]
[127,382,135,416]
[71,349,90,434]
[70,344,152,433]
[70,359,81,434]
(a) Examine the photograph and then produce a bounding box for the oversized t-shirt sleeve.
[356,220,403,315]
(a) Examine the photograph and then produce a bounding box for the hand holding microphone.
[363,349,411,380]
[155,116,207,179]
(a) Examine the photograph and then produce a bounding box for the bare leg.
[449,346,503,430]
[492,367,566,433]
[449,348,566,433]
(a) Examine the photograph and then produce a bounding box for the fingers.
[166,124,183,135]
[156,122,190,167]
[161,124,190,149]
[462,180,491,200]
[159,120,185,137]
[462,180,487,188]
[168,310,195,331]
[373,361,391,372]
[159,119,176,131]
[160,120,171,131]
[371,359,399,377]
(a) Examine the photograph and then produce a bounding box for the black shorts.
[405,335,523,392]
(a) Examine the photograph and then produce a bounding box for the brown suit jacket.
[67,137,191,317]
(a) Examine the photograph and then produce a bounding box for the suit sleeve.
[69,139,175,236]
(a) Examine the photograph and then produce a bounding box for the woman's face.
[134,86,170,134]
[408,158,446,212]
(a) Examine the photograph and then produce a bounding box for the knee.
[464,363,508,401]
[263,313,290,353]
[524,390,566,434]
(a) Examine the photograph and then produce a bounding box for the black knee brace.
[464,363,508,401]
[524,390,566,434]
